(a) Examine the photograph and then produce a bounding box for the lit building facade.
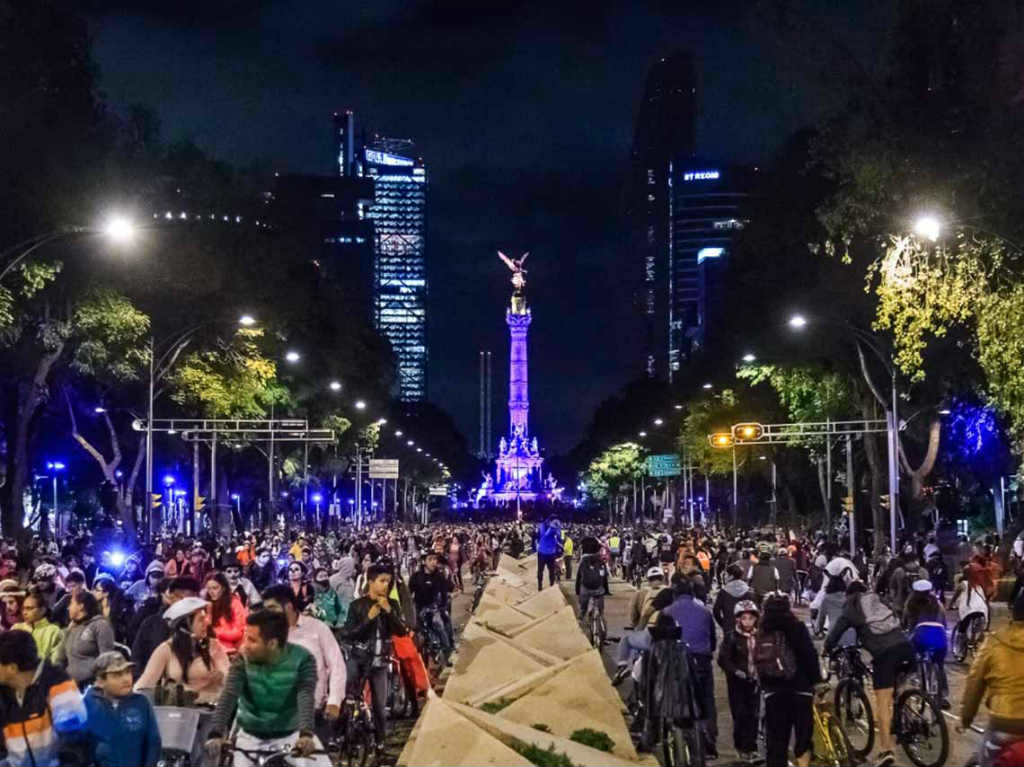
[335,111,428,402]
[667,163,753,372]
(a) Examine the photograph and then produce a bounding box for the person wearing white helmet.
[134,596,229,704]
[718,600,761,764]
[904,579,950,708]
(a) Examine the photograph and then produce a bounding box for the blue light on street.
[163,475,175,486]
[46,462,66,471]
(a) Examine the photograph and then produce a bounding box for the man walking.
[536,516,562,591]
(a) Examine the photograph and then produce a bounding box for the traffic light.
[194,494,206,513]
[733,423,764,442]
[151,494,162,509]
[709,432,734,448]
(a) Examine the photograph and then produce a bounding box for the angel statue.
[498,251,529,293]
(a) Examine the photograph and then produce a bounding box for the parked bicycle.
[828,645,875,761]
[811,682,853,767]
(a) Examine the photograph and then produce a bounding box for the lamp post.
[789,313,900,553]
[45,462,65,540]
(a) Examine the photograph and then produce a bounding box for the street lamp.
[238,314,256,327]
[702,382,713,390]
[329,381,342,392]
[354,400,367,410]
[395,430,403,437]
[742,353,756,363]
[788,312,900,552]
[45,462,65,540]
[913,214,942,243]
[285,350,301,363]
[653,418,663,426]
[638,431,647,438]
[103,215,137,245]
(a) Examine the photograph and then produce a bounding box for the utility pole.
[847,434,855,557]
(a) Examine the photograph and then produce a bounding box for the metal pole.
[888,371,899,553]
[302,441,309,516]
[210,429,217,529]
[268,404,275,524]
[192,441,200,536]
[770,459,777,526]
[52,475,58,539]
[145,336,155,541]
[847,434,855,557]
[705,475,710,524]
[732,446,738,525]
[355,445,362,530]
[826,420,832,531]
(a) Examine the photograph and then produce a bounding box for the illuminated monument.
[477,253,560,507]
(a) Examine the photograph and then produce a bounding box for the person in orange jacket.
[204,572,247,655]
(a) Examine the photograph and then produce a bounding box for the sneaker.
[874,750,895,767]
[611,665,631,686]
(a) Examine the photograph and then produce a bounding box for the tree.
[584,442,645,519]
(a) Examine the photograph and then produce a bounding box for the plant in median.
[569,728,615,753]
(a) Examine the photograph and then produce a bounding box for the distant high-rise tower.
[335,112,428,401]
[629,52,698,380]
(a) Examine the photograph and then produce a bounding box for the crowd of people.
[0,516,1018,766]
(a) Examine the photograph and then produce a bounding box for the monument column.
[507,309,531,437]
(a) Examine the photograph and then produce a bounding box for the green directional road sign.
[646,454,681,477]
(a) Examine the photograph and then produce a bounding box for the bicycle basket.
[155,706,202,753]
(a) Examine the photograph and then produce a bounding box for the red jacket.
[210,594,247,653]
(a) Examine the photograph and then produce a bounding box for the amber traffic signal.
[733,423,764,442]
[709,432,734,448]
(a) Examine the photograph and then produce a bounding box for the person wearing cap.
[12,587,63,664]
[903,578,950,708]
[611,567,669,684]
[84,651,161,767]
[718,600,761,764]
[134,595,230,703]
[0,627,89,766]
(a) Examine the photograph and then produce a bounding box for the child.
[84,651,161,767]
[717,599,761,764]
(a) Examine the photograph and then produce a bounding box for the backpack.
[859,592,901,635]
[580,559,605,591]
[754,629,797,681]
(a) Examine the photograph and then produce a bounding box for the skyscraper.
[629,52,698,380]
[335,112,428,401]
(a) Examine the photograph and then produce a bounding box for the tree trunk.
[899,418,941,500]
[817,456,829,531]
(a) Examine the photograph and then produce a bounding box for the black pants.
[692,654,718,752]
[764,689,813,766]
[564,555,573,579]
[537,553,558,590]
[345,658,389,743]
[725,676,759,754]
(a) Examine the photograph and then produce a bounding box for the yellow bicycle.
[812,682,854,767]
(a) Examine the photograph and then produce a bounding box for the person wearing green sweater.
[13,587,63,663]
[205,610,329,767]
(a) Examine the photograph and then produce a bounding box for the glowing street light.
[913,213,942,242]
[702,382,713,390]
[653,418,663,426]
[329,381,342,392]
[638,431,647,438]
[103,214,137,245]
[788,314,807,330]
[238,314,256,327]
[94,406,106,414]
[742,353,756,363]
[407,440,415,446]
[354,400,366,410]
[395,430,403,437]
[285,350,301,363]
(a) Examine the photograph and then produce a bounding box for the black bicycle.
[219,741,330,767]
[829,645,875,761]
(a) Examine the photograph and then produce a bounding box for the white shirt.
[289,614,346,708]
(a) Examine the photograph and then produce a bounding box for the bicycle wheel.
[389,666,409,719]
[895,688,949,767]
[966,613,986,650]
[951,623,968,663]
[833,679,874,759]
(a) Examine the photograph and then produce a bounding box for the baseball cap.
[912,579,933,593]
[646,566,665,580]
[94,651,133,676]
[163,596,209,623]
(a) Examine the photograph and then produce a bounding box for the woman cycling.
[134,596,229,704]
[903,578,950,709]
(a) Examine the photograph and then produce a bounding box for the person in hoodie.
[962,593,1024,766]
[712,564,752,631]
[575,545,611,628]
[536,515,562,591]
[125,560,165,611]
[758,593,821,767]
[84,651,161,767]
[718,600,761,765]
[814,573,856,643]
[746,550,779,604]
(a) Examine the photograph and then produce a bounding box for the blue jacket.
[663,595,716,657]
[83,687,161,767]
[537,522,562,556]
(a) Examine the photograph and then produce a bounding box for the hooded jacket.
[83,687,161,767]
[59,614,116,685]
[962,622,1024,733]
[712,579,751,630]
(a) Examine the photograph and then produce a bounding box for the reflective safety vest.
[563,537,574,557]
[609,536,621,553]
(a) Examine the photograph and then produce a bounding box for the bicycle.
[892,663,949,767]
[469,569,489,612]
[829,645,875,761]
[794,570,808,606]
[219,741,330,767]
[333,683,379,767]
[950,611,986,664]
[632,644,705,767]
[582,596,607,648]
[811,683,854,767]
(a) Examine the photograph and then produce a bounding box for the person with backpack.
[746,550,779,604]
[824,581,915,767]
[575,547,610,626]
[718,600,761,764]
[755,594,821,767]
[712,564,753,631]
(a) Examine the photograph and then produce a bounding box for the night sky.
[83,1,886,453]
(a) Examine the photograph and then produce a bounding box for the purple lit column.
[507,309,532,437]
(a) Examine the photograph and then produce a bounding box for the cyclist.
[205,610,329,767]
[337,563,409,760]
[903,578,950,709]
[84,651,161,767]
[712,564,753,631]
[409,552,453,666]
[961,593,1024,766]
[824,580,914,767]
[575,543,610,629]
[718,599,760,764]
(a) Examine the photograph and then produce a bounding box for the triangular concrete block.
[474,603,534,636]
[400,699,533,766]
[513,605,593,661]
[449,700,652,767]
[443,623,548,704]
[514,585,567,618]
[498,650,640,761]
